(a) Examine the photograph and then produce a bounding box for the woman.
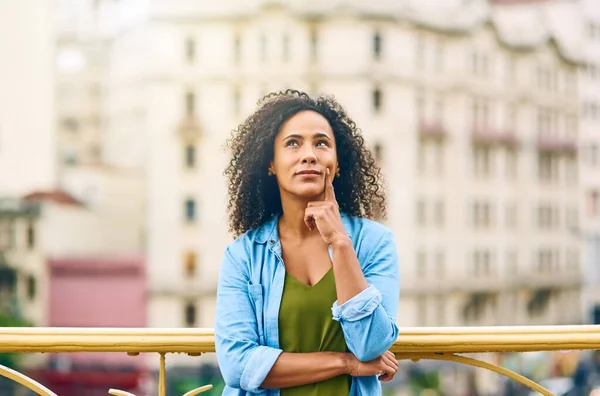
[215,90,400,395]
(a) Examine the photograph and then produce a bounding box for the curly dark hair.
[224,89,386,237]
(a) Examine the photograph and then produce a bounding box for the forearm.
[331,237,369,304]
[261,351,350,389]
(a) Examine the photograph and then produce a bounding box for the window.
[185,37,195,63]
[471,51,490,78]
[506,150,517,179]
[372,87,382,113]
[417,140,426,175]
[26,275,36,300]
[506,203,517,229]
[435,96,444,124]
[506,58,516,83]
[416,199,426,226]
[233,33,241,65]
[373,31,382,60]
[435,251,445,278]
[184,144,196,168]
[416,297,427,326]
[472,201,493,229]
[232,86,241,115]
[260,34,267,62]
[185,199,196,223]
[567,249,579,271]
[506,250,518,275]
[566,158,577,185]
[282,34,290,62]
[415,89,425,122]
[585,102,600,120]
[436,296,445,326]
[537,204,556,230]
[589,144,599,167]
[538,153,559,183]
[184,251,197,278]
[0,221,11,249]
[435,141,444,176]
[26,222,35,249]
[588,190,599,218]
[435,200,444,227]
[185,91,195,116]
[61,117,79,133]
[566,205,579,230]
[63,152,79,166]
[415,34,424,70]
[184,302,197,327]
[473,250,492,276]
[435,41,443,72]
[506,105,517,131]
[416,251,426,278]
[589,22,600,41]
[373,142,383,162]
[310,27,318,61]
[537,249,553,273]
[471,97,490,128]
[473,147,492,177]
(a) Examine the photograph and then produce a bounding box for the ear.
[268,161,275,175]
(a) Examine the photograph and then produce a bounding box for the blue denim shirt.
[215,213,400,395]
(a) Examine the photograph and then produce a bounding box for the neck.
[278,192,324,240]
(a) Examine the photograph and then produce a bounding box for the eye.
[316,140,329,147]
[286,139,298,147]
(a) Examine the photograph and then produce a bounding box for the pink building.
[49,255,146,329]
[30,255,148,395]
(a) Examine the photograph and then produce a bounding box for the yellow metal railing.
[1,325,600,395]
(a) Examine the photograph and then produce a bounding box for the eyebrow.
[283,132,332,140]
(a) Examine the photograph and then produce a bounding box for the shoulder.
[342,213,394,243]
[222,216,277,267]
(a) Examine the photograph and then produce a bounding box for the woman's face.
[269,110,338,201]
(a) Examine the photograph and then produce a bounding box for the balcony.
[418,122,448,141]
[177,116,202,143]
[3,326,600,395]
[471,127,520,149]
[512,269,581,289]
[402,274,510,295]
[536,134,578,155]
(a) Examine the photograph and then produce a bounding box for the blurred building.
[54,0,107,174]
[81,0,588,342]
[578,0,600,324]
[0,1,57,195]
[29,255,148,396]
[0,183,143,327]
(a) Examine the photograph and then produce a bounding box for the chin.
[289,186,323,199]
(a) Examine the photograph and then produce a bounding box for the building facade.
[578,0,600,324]
[0,1,57,195]
[54,0,108,174]
[90,0,586,339]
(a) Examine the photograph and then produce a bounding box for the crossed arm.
[215,230,400,392]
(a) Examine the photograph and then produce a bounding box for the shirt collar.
[253,211,353,244]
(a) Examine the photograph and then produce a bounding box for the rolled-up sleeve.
[215,246,283,393]
[331,230,400,362]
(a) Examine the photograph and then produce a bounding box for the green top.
[278,267,351,396]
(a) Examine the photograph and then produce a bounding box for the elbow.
[353,323,399,362]
[222,373,241,390]
[216,355,242,389]
[354,346,388,363]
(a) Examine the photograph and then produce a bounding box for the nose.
[300,145,317,164]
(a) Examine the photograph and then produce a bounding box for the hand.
[304,168,348,246]
[345,351,399,382]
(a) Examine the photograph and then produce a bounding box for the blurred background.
[1,0,600,394]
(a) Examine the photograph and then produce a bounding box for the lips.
[296,170,321,176]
